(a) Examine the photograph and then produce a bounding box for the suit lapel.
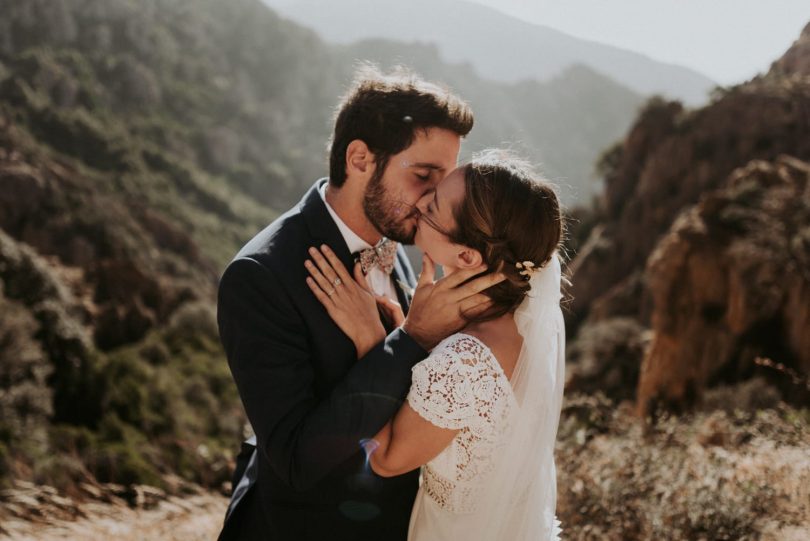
[300,179,357,277]
[301,179,416,326]
[392,247,415,315]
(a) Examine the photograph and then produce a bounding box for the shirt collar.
[319,182,373,254]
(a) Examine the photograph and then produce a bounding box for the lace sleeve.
[406,334,501,430]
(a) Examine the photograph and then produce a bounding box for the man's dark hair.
[328,64,474,187]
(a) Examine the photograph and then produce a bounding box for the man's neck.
[325,183,383,246]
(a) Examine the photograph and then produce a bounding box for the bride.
[305,151,565,540]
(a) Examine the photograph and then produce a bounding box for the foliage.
[0,286,52,487]
[566,317,647,402]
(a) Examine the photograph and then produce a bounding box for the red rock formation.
[567,24,810,412]
[570,80,810,327]
[636,157,810,415]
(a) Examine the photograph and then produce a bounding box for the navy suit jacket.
[217,179,425,540]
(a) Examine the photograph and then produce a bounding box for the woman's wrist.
[354,324,386,358]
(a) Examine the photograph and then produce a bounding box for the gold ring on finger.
[327,287,336,296]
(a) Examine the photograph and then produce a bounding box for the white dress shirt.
[319,183,399,301]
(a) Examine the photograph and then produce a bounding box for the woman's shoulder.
[408,331,513,429]
[411,332,501,384]
[431,332,494,365]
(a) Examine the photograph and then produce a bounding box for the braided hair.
[448,150,564,323]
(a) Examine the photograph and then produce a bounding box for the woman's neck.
[463,312,515,336]
[462,313,522,380]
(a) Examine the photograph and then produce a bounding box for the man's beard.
[363,166,418,244]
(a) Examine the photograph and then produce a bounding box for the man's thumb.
[417,253,435,287]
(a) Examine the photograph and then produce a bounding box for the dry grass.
[556,392,810,540]
[2,391,807,540]
[0,486,227,541]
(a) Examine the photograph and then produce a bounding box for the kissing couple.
[216,65,565,541]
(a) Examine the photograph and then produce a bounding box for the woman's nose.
[415,192,433,214]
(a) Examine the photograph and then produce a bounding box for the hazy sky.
[468,0,810,84]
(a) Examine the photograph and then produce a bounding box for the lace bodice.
[407,333,516,514]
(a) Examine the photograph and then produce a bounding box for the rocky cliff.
[567,23,810,414]
[638,156,810,415]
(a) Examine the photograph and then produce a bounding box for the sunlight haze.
[468,0,810,84]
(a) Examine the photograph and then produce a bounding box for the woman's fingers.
[320,245,353,284]
[305,259,338,300]
[308,247,342,294]
[306,276,334,308]
[353,262,373,293]
[377,295,404,326]
[376,295,397,310]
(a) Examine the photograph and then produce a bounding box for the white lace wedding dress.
[406,333,563,541]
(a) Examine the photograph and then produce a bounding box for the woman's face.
[414,167,479,271]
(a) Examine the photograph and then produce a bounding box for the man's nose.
[415,192,433,214]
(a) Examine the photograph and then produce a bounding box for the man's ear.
[455,247,483,269]
[345,139,374,180]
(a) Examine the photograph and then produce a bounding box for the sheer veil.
[475,252,565,540]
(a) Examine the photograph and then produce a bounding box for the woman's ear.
[455,247,483,269]
[345,139,374,180]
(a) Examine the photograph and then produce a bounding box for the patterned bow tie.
[355,238,398,275]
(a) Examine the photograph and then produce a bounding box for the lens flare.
[359,437,380,473]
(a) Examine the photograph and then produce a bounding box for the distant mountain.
[264,0,716,106]
[332,40,645,203]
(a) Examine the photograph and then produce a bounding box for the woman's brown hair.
[447,151,564,323]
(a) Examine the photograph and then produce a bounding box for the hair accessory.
[516,260,538,279]
[402,115,413,123]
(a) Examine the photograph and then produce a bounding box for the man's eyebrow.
[409,162,445,171]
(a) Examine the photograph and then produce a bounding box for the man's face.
[363,127,461,244]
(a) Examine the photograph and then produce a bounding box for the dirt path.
[1,492,228,541]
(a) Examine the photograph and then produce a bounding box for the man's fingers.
[458,293,493,315]
[438,264,488,290]
[458,271,506,297]
[417,253,435,287]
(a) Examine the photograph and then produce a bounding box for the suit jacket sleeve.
[217,256,426,491]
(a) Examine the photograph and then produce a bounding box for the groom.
[217,66,501,540]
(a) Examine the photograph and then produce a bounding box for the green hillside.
[0,0,334,490]
[0,0,641,491]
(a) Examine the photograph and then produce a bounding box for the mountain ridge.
[264,0,716,105]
